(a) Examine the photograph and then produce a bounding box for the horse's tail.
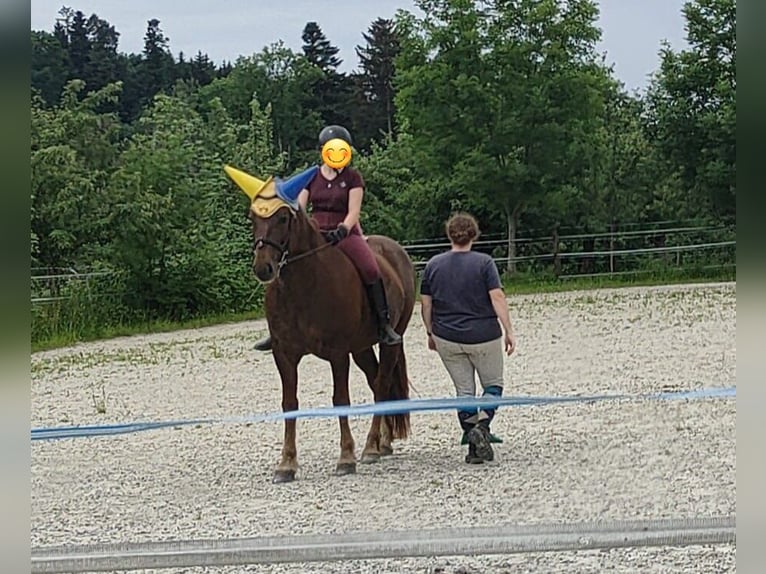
[378,343,411,440]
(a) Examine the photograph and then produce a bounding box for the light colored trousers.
[432,334,504,423]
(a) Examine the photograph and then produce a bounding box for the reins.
[280,241,333,267]
[253,210,334,271]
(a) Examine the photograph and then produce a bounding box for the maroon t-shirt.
[307,167,365,231]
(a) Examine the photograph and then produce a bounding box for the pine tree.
[299,22,354,135]
[84,15,121,93]
[141,19,175,99]
[301,21,342,71]
[66,9,90,81]
[354,18,401,146]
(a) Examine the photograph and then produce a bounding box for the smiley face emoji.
[321,138,352,170]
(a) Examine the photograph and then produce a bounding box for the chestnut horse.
[249,203,416,483]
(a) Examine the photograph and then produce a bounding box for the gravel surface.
[31,282,736,573]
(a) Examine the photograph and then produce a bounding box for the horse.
[238,170,417,483]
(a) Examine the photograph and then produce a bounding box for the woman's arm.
[489,288,513,335]
[489,288,516,355]
[421,294,437,350]
[420,294,434,335]
[342,187,363,230]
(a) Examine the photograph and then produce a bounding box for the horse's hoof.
[380,445,394,457]
[360,453,380,464]
[335,462,357,476]
[272,470,296,483]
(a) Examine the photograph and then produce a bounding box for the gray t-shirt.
[420,250,503,344]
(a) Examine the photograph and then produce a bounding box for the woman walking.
[419,213,516,463]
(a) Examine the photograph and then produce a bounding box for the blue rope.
[30,386,735,442]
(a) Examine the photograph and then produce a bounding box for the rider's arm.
[342,187,363,230]
[298,188,310,210]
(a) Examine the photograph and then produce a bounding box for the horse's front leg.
[273,347,301,483]
[331,355,356,476]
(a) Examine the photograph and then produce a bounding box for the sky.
[30,0,689,93]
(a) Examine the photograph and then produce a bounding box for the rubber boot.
[459,386,504,445]
[458,410,477,434]
[253,334,272,351]
[465,440,484,464]
[471,420,494,462]
[366,279,402,346]
[467,422,493,463]
[480,385,503,445]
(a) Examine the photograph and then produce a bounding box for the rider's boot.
[366,278,403,346]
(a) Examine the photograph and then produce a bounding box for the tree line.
[31,0,735,328]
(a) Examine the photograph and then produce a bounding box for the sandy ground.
[30,282,736,573]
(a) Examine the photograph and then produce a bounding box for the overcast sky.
[31,0,689,93]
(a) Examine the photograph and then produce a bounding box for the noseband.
[254,236,290,269]
[253,212,331,271]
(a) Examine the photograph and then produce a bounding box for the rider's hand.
[324,224,349,245]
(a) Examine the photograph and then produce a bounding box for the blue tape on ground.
[30,386,735,442]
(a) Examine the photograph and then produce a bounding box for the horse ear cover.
[224,165,271,201]
[275,165,319,209]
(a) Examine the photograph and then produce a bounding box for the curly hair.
[445,212,480,247]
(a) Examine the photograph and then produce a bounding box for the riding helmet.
[318,125,352,147]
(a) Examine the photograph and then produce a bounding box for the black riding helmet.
[318,125,352,147]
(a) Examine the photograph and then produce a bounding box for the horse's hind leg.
[272,348,301,484]
[380,417,394,457]
[353,348,393,462]
[330,355,357,476]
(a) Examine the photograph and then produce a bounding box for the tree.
[353,18,401,147]
[301,21,342,71]
[394,0,610,273]
[31,80,124,267]
[190,51,217,86]
[31,31,70,105]
[64,8,90,81]
[199,42,324,167]
[644,0,735,221]
[107,93,271,318]
[300,22,355,132]
[83,14,121,94]
[139,19,176,104]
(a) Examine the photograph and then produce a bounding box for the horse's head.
[224,164,320,284]
[249,206,295,283]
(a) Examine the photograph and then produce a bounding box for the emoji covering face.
[321,138,352,170]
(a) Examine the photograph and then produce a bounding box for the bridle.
[253,211,332,271]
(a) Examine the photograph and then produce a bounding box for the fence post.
[552,226,561,277]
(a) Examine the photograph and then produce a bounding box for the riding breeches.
[337,232,381,284]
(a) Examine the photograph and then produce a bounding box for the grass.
[31,266,734,354]
[32,308,266,354]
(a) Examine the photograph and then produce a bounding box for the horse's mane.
[300,208,321,233]
[289,205,325,252]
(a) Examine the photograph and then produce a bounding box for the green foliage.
[30,2,736,347]
[31,80,124,267]
[644,0,735,221]
[392,0,613,272]
[352,18,402,149]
